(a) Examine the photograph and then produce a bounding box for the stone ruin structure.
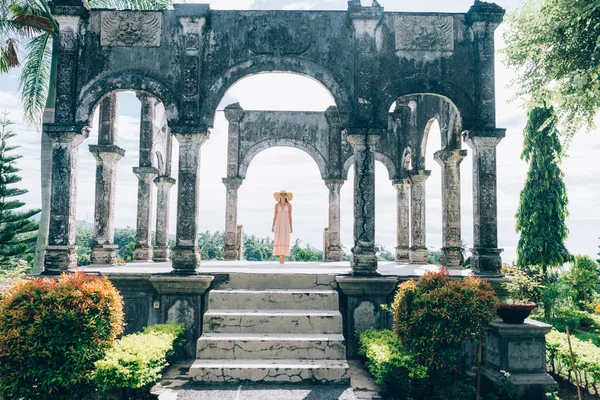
[44,0,507,277]
[41,1,560,396]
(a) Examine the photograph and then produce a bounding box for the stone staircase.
[189,273,350,384]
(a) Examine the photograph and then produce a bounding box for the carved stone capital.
[154,175,176,189]
[224,103,244,123]
[324,105,341,126]
[392,178,411,188]
[325,178,345,192]
[173,132,209,146]
[434,149,467,167]
[222,177,243,190]
[346,134,380,149]
[409,169,431,183]
[89,144,126,164]
[132,166,159,182]
[463,129,505,149]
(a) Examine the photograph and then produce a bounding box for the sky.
[1,0,599,264]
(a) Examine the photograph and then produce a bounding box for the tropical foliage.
[392,271,497,376]
[0,113,39,269]
[504,0,600,138]
[0,272,124,399]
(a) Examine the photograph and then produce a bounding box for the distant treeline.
[75,228,440,265]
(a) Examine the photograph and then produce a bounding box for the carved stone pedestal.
[149,275,214,358]
[336,276,398,358]
[482,320,557,399]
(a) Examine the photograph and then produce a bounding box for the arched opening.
[340,161,396,262]
[76,90,173,265]
[200,72,337,262]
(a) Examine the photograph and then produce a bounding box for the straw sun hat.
[273,190,293,202]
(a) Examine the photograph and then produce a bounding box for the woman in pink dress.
[271,190,293,264]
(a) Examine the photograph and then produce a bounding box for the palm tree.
[1,0,171,273]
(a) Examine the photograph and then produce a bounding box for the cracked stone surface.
[197,333,346,360]
[208,289,339,310]
[189,360,350,385]
[204,310,342,334]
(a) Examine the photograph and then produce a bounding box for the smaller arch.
[239,139,328,180]
[76,70,179,128]
[342,152,397,181]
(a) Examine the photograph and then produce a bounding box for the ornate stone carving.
[101,12,162,47]
[247,19,312,56]
[60,28,77,51]
[182,57,199,97]
[395,15,454,52]
[185,33,199,52]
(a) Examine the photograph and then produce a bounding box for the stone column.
[89,94,125,265]
[222,177,243,261]
[347,134,379,274]
[172,132,209,274]
[434,149,467,268]
[43,128,88,274]
[224,103,244,178]
[464,130,505,275]
[393,179,411,262]
[325,179,344,261]
[133,167,159,261]
[89,146,125,264]
[409,170,431,263]
[153,176,176,262]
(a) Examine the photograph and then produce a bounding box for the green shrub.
[94,323,185,393]
[358,329,427,392]
[564,255,600,311]
[0,272,124,399]
[393,270,498,375]
[546,329,600,392]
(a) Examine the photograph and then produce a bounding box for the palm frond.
[19,33,52,128]
[9,0,57,36]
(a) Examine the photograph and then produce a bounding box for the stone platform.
[83,260,473,277]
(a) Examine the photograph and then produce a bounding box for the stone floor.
[152,359,381,400]
[83,260,472,277]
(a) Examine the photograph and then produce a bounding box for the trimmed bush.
[358,329,427,392]
[94,323,185,393]
[546,329,600,392]
[0,272,124,399]
[393,270,497,375]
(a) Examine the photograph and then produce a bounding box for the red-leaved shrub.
[0,271,124,399]
[393,270,497,375]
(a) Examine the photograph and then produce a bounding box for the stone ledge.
[149,275,214,295]
[489,319,552,336]
[336,276,398,296]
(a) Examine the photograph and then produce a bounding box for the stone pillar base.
[43,245,77,275]
[409,247,428,263]
[482,320,557,400]
[471,247,503,276]
[336,276,398,358]
[172,246,200,274]
[395,247,410,262]
[326,246,342,262]
[222,246,239,261]
[91,245,119,265]
[441,246,463,269]
[351,248,378,275]
[133,246,153,262]
[153,246,170,262]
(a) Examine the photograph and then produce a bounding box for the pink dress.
[273,204,291,256]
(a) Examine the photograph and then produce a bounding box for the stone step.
[189,359,350,384]
[214,273,338,290]
[196,333,346,360]
[208,289,339,310]
[203,310,343,334]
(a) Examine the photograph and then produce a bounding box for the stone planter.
[496,303,536,324]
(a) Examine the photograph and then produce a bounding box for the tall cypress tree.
[516,106,570,274]
[0,113,40,269]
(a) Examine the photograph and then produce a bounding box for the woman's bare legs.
[279,255,284,264]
